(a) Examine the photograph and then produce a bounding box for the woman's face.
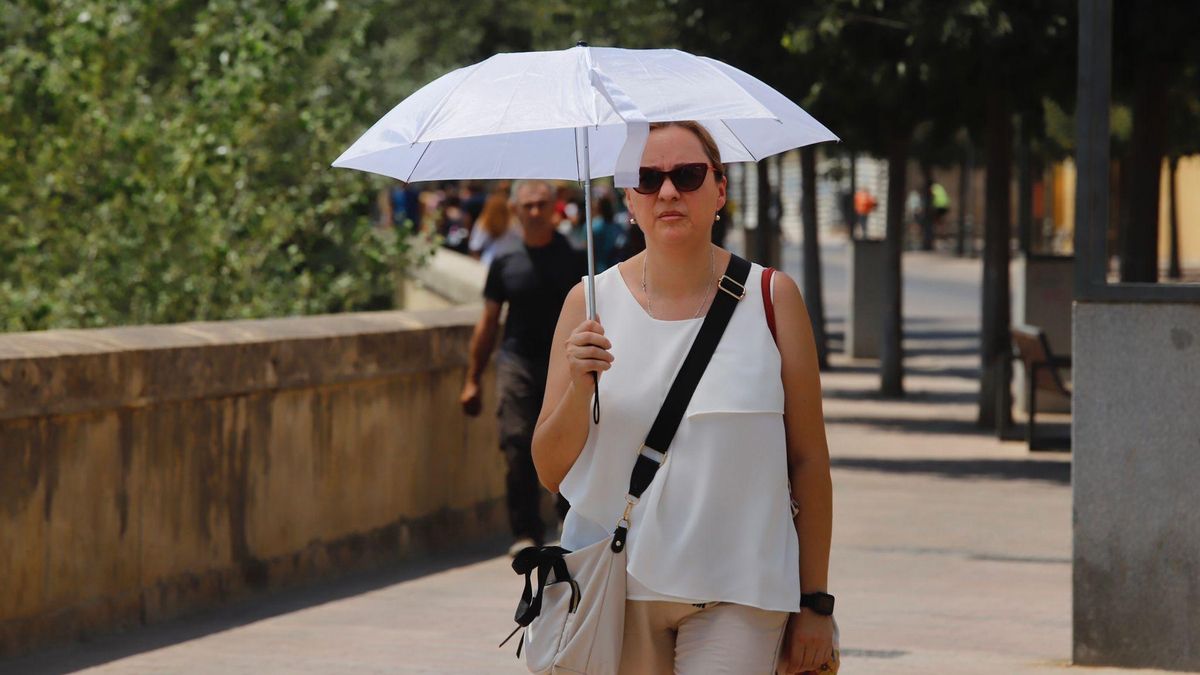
[624,126,726,249]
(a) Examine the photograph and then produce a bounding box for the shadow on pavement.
[822,387,978,406]
[905,328,980,341]
[901,316,966,325]
[1000,421,1072,451]
[0,536,510,675]
[905,365,981,381]
[825,362,981,382]
[904,344,980,358]
[825,415,985,435]
[831,456,1070,485]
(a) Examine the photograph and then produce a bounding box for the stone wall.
[0,308,505,657]
[1073,302,1200,670]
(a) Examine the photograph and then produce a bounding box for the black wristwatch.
[800,592,835,616]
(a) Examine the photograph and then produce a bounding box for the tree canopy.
[0,0,692,331]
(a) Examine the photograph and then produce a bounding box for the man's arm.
[460,300,502,416]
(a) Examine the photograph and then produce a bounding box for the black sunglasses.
[634,163,723,195]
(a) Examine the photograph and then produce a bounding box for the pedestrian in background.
[931,181,950,236]
[561,195,588,251]
[853,187,877,239]
[462,181,487,226]
[437,192,471,254]
[376,180,422,231]
[590,193,626,272]
[468,188,522,267]
[460,180,586,556]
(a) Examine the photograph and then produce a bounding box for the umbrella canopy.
[332,45,837,188]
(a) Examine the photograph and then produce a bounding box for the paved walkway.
[3,244,1168,674]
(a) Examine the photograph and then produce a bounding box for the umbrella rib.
[720,119,758,163]
[695,55,776,121]
[405,142,432,183]
[410,63,483,144]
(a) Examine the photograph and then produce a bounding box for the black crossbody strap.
[628,253,750,500]
[610,253,750,553]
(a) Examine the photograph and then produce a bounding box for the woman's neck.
[643,241,715,298]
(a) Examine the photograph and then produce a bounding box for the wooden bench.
[1010,325,1072,450]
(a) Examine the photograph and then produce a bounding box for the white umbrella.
[332,42,838,319]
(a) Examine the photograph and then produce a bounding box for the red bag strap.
[761,267,778,345]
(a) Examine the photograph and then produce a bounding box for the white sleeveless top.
[558,261,801,612]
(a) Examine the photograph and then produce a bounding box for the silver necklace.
[641,245,715,320]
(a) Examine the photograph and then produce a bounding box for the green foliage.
[387,0,680,59]
[0,0,685,332]
[0,0,441,331]
[782,0,1075,161]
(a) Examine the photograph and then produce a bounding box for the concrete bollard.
[847,238,887,359]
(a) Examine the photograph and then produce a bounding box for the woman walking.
[531,121,836,674]
[468,188,522,267]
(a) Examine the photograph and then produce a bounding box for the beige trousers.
[618,600,790,674]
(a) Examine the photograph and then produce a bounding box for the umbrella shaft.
[578,126,597,321]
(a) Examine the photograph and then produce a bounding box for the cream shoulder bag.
[499,255,753,674]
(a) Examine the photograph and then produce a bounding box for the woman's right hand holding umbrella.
[532,302,613,494]
[564,318,613,388]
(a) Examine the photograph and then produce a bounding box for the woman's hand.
[563,318,613,388]
[531,286,607,493]
[777,610,836,674]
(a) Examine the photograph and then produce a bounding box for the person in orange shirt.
[853,188,877,240]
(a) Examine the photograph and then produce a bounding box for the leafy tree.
[0,0,446,331]
[672,0,790,273]
[1111,0,1200,282]
[785,1,929,395]
[785,0,1075,411]
[1,0,682,333]
[950,1,1073,430]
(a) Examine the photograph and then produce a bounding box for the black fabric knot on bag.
[499,545,576,657]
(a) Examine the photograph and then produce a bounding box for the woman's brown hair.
[648,121,725,180]
[477,190,512,239]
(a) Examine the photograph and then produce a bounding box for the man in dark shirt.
[460,180,585,555]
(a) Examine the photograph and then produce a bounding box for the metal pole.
[578,124,601,423]
[1074,0,1111,300]
[579,125,596,321]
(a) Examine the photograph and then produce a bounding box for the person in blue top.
[590,194,627,273]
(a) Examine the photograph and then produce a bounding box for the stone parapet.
[0,308,504,657]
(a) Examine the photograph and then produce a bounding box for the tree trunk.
[957,141,973,257]
[1120,62,1168,282]
[752,159,773,266]
[920,162,935,251]
[1168,154,1182,279]
[1017,116,1034,255]
[801,146,828,369]
[978,89,1013,431]
[1114,153,1131,278]
[881,134,908,397]
[770,155,783,267]
[740,162,751,253]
